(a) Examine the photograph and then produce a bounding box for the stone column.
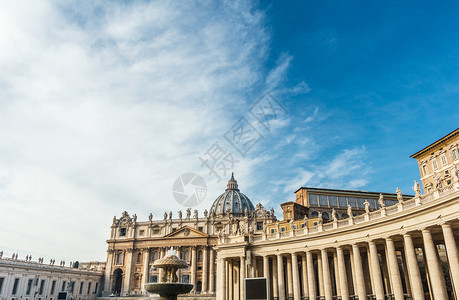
[403,233,424,300]
[228,260,233,299]
[291,253,301,300]
[317,253,325,297]
[191,246,197,293]
[286,256,293,299]
[321,249,333,300]
[216,258,226,300]
[123,248,134,294]
[442,223,459,296]
[385,238,404,300]
[306,250,317,300]
[142,248,150,292]
[351,244,366,299]
[336,247,349,300]
[301,254,309,298]
[104,250,114,293]
[273,256,279,300]
[263,256,270,284]
[422,228,448,299]
[368,241,384,300]
[209,249,215,293]
[202,246,209,293]
[277,254,286,300]
[158,248,165,283]
[240,256,246,300]
[333,251,341,298]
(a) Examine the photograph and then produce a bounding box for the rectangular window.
[441,155,447,166]
[39,280,45,295]
[432,159,438,170]
[0,278,4,294]
[50,281,56,295]
[422,165,427,175]
[357,197,365,208]
[280,227,286,232]
[270,229,275,234]
[348,197,357,208]
[328,196,337,206]
[256,222,263,231]
[369,199,376,209]
[451,148,459,160]
[338,196,347,207]
[287,212,291,219]
[139,230,145,236]
[61,281,66,291]
[12,278,20,295]
[79,282,84,294]
[309,194,318,205]
[149,275,158,283]
[319,195,328,206]
[94,283,99,294]
[27,279,33,295]
[87,282,92,294]
[119,228,126,236]
[181,275,190,284]
[198,227,203,232]
[70,282,75,294]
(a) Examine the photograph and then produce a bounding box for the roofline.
[410,128,459,158]
[294,186,414,197]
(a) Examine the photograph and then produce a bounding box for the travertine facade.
[104,175,276,296]
[0,258,103,300]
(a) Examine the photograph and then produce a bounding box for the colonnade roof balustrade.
[217,184,459,251]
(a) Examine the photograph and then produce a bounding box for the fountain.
[144,247,193,300]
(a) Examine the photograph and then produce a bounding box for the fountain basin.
[144,283,193,300]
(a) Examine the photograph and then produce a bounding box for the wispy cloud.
[0,1,282,261]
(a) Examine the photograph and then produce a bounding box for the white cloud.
[0,1,283,262]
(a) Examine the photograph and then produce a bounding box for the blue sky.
[0,1,458,261]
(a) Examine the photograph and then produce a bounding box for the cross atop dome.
[226,172,239,191]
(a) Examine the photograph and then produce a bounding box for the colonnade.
[217,223,458,300]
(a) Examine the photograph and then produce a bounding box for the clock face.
[121,217,128,225]
[257,210,263,217]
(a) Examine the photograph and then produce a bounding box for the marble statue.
[331,208,337,221]
[413,180,421,196]
[186,208,191,220]
[363,199,370,213]
[378,193,386,208]
[347,205,353,217]
[178,210,182,220]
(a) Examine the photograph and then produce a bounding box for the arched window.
[136,252,142,264]
[198,251,203,262]
[341,213,349,219]
[322,212,329,220]
[116,252,123,265]
[311,211,318,217]
[184,250,190,261]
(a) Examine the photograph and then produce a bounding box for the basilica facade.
[104,128,459,300]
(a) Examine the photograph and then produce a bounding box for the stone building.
[215,129,459,300]
[0,256,103,300]
[103,174,276,296]
[411,127,459,194]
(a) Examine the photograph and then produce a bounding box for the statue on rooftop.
[363,199,370,213]
[331,208,337,221]
[347,205,353,218]
[396,188,403,203]
[163,212,167,221]
[378,193,386,208]
[178,210,182,220]
[186,208,191,220]
[413,180,421,196]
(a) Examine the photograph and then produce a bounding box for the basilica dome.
[210,173,255,216]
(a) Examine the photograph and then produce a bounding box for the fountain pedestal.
[144,248,193,300]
